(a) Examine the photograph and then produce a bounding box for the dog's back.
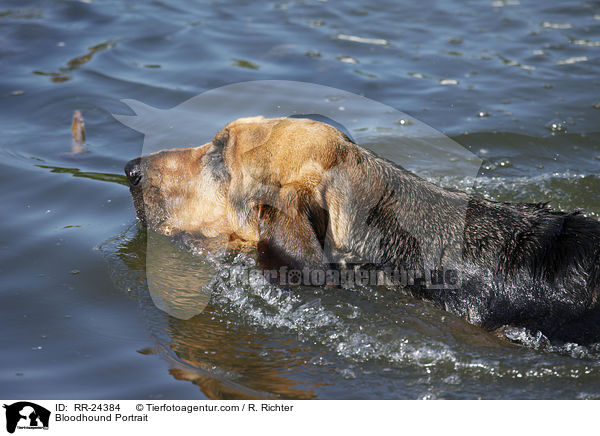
[415,193,600,342]
[333,147,600,341]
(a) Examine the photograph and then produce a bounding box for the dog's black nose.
[124,157,143,186]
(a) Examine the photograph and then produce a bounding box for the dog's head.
[125,116,357,268]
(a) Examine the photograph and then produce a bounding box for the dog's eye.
[203,146,229,182]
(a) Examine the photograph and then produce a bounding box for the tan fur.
[129,116,356,260]
[134,144,231,237]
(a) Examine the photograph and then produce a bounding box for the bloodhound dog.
[125,116,600,343]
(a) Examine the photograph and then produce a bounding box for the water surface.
[1,0,600,399]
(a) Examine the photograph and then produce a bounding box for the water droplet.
[546,120,567,133]
[556,56,587,65]
[542,22,572,29]
[337,34,389,46]
[443,374,461,385]
[336,56,359,64]
[339,368,356,379]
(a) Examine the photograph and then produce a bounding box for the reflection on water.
[36,164,129,186]
[106,226,318,399]
[163,309,318,399]
[2,0,600,399]
[102,221,600,399]
[34,40,118,83]
[145,231,215,320]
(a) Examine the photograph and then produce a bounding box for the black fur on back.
[334,146,600,343]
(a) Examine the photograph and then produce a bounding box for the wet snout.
[123,142,234,237]
[124,157,143,186]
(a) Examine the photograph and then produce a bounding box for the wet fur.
[126,116,600,343]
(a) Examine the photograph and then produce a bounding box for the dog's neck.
[325,150,470,271]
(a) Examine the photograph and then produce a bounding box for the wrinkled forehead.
[222,116,281,154]
[217,116,279,170]
[218,116,345,166]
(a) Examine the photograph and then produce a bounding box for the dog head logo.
[3,402,50,434]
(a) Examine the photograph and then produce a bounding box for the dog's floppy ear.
[222,118,343,271]
[256,182,329,271]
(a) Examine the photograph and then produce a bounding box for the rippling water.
[1,0,600,399]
